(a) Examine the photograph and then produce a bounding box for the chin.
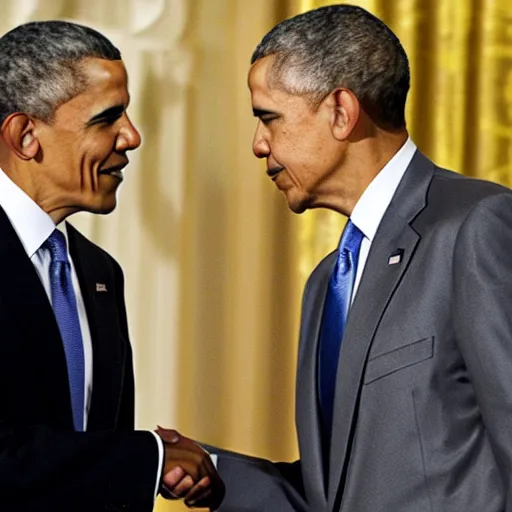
[85,196,118,215]
[284,191,310,214]
[288,202,307,214]
[98,199,118,214]
[97,204,117,215]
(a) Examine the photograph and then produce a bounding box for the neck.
[0,159,77,224]
[313,129,409,217]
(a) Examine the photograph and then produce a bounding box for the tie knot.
[339,219,364,255]
[44,229,68,263]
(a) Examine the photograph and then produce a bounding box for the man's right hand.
[156,426,225,509]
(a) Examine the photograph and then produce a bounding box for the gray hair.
[251,4,410,130]
[0,21,121,125]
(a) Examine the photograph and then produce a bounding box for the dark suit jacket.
[214,150,512,511]
[0,209,158,512]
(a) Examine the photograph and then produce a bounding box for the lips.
[266,166,284,180]
[99,161,128,180]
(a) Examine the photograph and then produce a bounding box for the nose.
[116,114,142,152]
[252,121,270,159]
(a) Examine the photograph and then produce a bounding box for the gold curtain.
[290,0,512,279]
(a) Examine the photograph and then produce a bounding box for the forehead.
[248,56,274,105]
[248,55,314,116]
[82,57,128,94]
[54,58,129,120]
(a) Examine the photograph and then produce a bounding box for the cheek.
[71,147,102,191]
[277,134,318,171]
[80,140,111,169]
[286,145,337,191]
[272,130,305,164]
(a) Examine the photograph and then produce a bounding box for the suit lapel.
[66,223,124,431]
[297,252,335,508]
[0,208,73,426]
[326,151,436,509]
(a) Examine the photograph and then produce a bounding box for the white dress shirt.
[0,168,163,498]
[350,138,417,301]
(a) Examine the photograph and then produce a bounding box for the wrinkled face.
[34,57,141,215]
[249,56,343,213]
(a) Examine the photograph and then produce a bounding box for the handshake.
[156,426,225,510]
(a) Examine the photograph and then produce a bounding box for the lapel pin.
[96,283,108,292]
[388,249,404,265]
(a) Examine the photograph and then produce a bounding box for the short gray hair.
[251,4,410,130]
[0,21,121,125]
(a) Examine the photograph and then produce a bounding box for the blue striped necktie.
[318,219,364,442]
[44,230,85,431]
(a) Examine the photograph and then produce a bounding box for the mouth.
[98,161,128,181]
[266,166,284,180]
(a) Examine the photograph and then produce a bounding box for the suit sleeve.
[453,192,512,507]
[0,258,159,512]
[0,427,159,511]
[203,444,308,512]
[113,259,165,498]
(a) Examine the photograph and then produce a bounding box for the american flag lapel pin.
[96,283,108,292]
[388,249,404,265]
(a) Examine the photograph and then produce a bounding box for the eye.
[260,115,278,125]
[101,113,123,125]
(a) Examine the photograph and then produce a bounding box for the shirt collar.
[351,137,417,242]
[0,167,57,258]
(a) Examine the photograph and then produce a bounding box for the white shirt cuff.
[150,431,164,499]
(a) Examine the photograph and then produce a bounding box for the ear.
[329,89,360,141]
[1,113,40,160]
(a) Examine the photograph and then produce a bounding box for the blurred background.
[3,0,512,510]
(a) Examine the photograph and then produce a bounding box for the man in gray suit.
[166,4,512,511]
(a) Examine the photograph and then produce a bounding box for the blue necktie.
[44,230,85,431]
[318,219,364,442]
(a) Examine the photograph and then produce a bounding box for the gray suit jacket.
[214,150,512,511]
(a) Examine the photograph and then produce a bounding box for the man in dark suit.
[166,4,512,511]
[0,21,224,511]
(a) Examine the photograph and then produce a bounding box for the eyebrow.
[253,108,277,117]
[86,105,125,126]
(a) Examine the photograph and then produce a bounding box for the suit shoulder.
[412,166,512,235]
[429,167,512,212]
[432,167,511,197]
